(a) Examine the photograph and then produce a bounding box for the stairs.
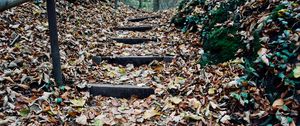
[113,25,153,31]
[92,56,174,66]
[89,14,170,99]
[111,37,157,44]
[88,84,154,99]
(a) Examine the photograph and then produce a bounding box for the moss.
[200,26,243,65]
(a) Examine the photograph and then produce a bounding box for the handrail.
[0,0,31,12]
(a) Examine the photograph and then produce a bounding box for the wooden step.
[88,84,154,99]
[113,25,153,31]
[127,15,161,22]
[92,56,174,66]
[111,37,157,44]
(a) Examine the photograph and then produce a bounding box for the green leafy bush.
[172,0,300,125]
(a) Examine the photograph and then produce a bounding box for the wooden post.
[46,0,63,85]
[153,0,159,11]
[138,0,142,9]
[0,0,30,12]
[114,0,118,9]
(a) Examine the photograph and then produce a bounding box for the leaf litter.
[0,0,298,125]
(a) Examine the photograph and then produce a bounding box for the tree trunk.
[153,0,159,11]
[0,0,30,12]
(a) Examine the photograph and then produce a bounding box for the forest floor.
[0,1,288,125]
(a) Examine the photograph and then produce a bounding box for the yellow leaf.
[107,71,116,78]
[278,9,288,17]
[70,98,86,107]
[118,68,126,75]
[143,108,160,119]
[208,88,216,95]
[293,66,300,78]
[169,97,182,104]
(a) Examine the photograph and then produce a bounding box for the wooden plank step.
[88,84,154,99]
[127,15,161,22]
[113,25,153,31]
[92,56,174,66]
[111,37,157,44]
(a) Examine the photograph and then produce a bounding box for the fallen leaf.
[93,119,104,126]
[208,88,216,95]
[261,55,269,66]
[143,108,160,119]
[257,48,268,56]
[71,98,86,107]
[183,112,203,120]
[76,114,88,125]
[19,108,30,117]
[220,115,231,124]
[272,98,284,109]
[293,66,300,78]
[169,97,182,104]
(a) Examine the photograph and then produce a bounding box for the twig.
[9,34,20,47]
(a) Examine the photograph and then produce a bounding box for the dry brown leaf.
[272,98,284,109]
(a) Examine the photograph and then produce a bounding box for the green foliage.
[201,26,242,65]
[174,1,300,124]
[172,0,248,65]
[208,0,246,27]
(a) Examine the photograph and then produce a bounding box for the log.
[92,56,174,66]
[88,84,154,99]
[113,25,153,31]
[127,15,161,22]
[111,37,157,44]
[0,0,30,12]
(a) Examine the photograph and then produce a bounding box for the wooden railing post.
[46,0,63,86]
[115,0,119,9]
[153,0,159,11]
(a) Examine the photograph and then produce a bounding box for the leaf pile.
[0,0,298,125]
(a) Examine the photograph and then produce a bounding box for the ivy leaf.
[278,72,285,79]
